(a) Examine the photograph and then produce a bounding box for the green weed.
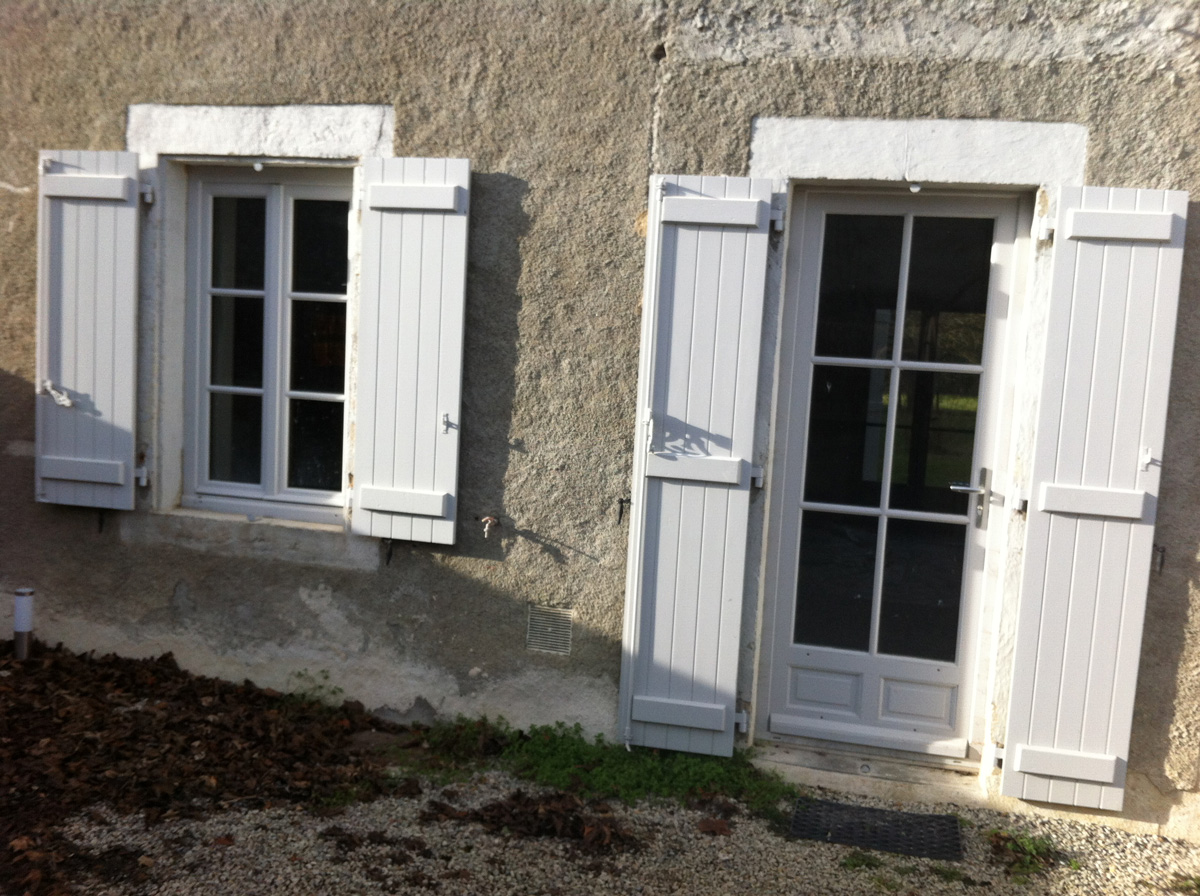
[870,873,902,891]
[988,828,1058,884]
[841,850,885,870]
[931,864,965,882]
[1169,876,1200,892]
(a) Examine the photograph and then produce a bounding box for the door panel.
[764,191,1019,756]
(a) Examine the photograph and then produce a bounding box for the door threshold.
[752,738,992,809]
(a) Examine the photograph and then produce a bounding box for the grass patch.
[503,723,799,814]
[1169,876,1200,893]
[387,718,803,827]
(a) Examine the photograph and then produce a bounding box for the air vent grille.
[526,605,573,655]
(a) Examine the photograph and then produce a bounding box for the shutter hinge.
[770,193,787,232]
[1034,216,1054,243]
[134,465,149,488]
[734,710,749,734]
[750,465,765,489]
[139,182,154,205]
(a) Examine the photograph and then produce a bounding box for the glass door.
[765,192,1019,757]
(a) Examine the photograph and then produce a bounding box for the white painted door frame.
[758,188,1022,758]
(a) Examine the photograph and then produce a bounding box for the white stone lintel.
[750,118,1087,188]
[126,104,395,160]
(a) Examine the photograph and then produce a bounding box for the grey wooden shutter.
[619,175,772,756]
[352,158,469,545]
[1002,187,1188,810]
[35,150,140,510]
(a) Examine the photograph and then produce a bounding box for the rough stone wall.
[0,0,658,732]
[646,0,1200,825]
[2,0,1200,830]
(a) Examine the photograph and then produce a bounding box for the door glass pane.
[288,399,343,491]
[794,511,877,651]
[902,217,993,363]
[211,197,266,290]
[290,301,346,393]
[889,371,978,514]
[879,519,966,661]
[210,296,263,388]
[804,365,887,507]
[209,393,262,483]
[292,199,350,294]
[814,214,904,359]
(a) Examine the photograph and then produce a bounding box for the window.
[185,168,353,523]
[37,107,472,544]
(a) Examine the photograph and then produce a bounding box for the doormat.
[789,798,963,860]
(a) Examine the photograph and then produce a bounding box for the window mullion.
[263,185,286,498]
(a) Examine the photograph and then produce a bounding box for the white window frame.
[183,166,354,524]
[126,105,394,526]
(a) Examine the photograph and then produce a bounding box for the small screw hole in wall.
[860,764,871,774]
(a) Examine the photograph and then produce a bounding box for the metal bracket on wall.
[770,193,787,232]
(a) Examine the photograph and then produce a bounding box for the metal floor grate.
[790,798,963,860]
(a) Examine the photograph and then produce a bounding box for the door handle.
[950,468,991,529]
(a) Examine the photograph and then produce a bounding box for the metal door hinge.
[770,193,787,232]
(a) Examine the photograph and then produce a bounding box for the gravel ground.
[54,771,1200,896]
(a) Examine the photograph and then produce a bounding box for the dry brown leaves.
[0,640,400,895]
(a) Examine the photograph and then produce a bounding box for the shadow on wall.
[455,172,529,559]
[0,367,134,600]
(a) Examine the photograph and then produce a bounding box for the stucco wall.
[2,0,1200,835]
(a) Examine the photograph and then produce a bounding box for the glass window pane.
[292,199,350,294]
[290,301,346,393]
[794,511,877,652]
[803,365,887,507]
[902,217,994,363]
[210,295,263,388]
[211,197,266,290]
[208,393,262,483]
[889,371,978,514]
[814,214,904,359]
[288,399,343,491]
[879,519,966,661]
